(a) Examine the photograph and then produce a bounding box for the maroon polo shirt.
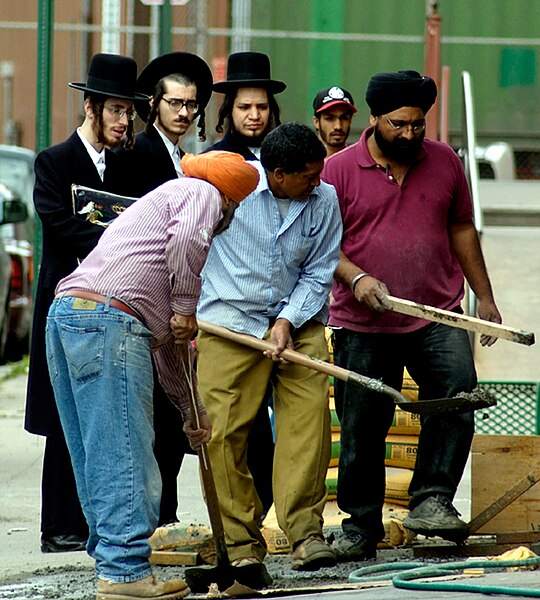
[322,127,473,334]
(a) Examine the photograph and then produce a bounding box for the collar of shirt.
[154,123,183,176]
[76,127,106,178]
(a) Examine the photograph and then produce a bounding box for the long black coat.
[25,131,127,436]
[204,132,259,161]
[120,127,181,197]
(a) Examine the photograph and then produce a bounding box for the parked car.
[0,185,30,361]
[476,142,516,180]
[0,144,36,362]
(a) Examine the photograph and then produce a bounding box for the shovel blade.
[185,563,272,593]
[397,388,497,416]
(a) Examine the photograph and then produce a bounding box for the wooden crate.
[471,434,540,534]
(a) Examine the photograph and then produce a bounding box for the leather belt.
[56,289,142,322]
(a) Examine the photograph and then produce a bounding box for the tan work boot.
[291,535,337,571]
[96,574,190,600]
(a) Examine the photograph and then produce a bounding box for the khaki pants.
[197,321,331,561]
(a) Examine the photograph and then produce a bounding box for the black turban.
[365,70,437,116]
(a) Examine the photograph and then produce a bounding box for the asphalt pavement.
[0,224,539,599]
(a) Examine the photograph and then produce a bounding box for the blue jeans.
[332,322,476,542]
[46,296,161,582]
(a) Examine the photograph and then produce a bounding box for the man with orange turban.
[44,151,258,600]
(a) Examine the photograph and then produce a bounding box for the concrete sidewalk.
[0,367,208,582]
[0,225,538,598]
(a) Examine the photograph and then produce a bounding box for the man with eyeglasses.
[117,52,214,528]
[25,53,147,555]
[322,70,502,561]
[122,52,213,197]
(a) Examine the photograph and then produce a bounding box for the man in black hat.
[312,86,357,156]
[119,52,213,527]
[203,51,287,517]
[25,52,148,554]
[322,70,502,561]
[121,51,213,197]
[205,51,286,160]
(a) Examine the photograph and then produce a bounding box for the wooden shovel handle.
[197,319,411,406]
[386,295,535,346]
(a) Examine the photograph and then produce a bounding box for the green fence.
[476,381,540,435]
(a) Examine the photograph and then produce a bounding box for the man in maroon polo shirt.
[322,70,501,561]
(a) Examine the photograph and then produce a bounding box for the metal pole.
[231,0,251,53]
[36,0,54,152]
[101,0,122,54]
[35,0,55,294]
[0,61,16,145]
[424,0,441,140]
[159,0,173,54]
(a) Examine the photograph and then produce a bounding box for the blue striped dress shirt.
[197,169,343,338]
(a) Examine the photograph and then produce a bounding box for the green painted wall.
[246,0,540,148]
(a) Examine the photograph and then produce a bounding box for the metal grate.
[476,381,540,435]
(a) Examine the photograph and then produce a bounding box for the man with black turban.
[322,70,502,561]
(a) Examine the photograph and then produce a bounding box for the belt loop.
[104,294,112,313]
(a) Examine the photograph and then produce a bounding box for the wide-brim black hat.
[134,52,213,122]
[213,52,286,94]
[69,53,149,101]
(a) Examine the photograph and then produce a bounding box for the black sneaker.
[403,495,469,543]
[331,531,377,562]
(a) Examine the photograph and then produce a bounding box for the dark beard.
[228,123,272,148]
[213,203,237,236]
[374,125,424,164]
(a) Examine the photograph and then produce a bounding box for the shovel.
[385,295,535,346]
[197,320,497,416]
[178,345,272,593]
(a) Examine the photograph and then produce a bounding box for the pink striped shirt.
[56,177,223,418]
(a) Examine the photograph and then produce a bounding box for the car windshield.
[0,156,33,203]
[0,152,35,243]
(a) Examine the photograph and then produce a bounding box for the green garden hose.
[349,557,540,596]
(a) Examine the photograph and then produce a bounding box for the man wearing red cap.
[312,86,357,156]
[322,70,501,561]
[46,151,258,599]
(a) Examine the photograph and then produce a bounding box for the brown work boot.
[291,535,337,571]
[96,574,190,600]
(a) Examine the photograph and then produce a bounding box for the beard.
[213,202,237,236]
[374,123,424,164]
[228,121,273,148]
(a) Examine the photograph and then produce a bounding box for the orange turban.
[181,151,259,203]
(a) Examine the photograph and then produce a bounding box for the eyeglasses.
[162,98,199,114]
[104,104,137,121]
[384,116,426,134]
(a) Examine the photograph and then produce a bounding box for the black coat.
[25,131,127,436]
[204,132,259,161]
[120,127,181,197]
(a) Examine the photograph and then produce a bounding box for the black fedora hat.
[134,52,213,122]
[213,52,286,94]
[69,53,149,101]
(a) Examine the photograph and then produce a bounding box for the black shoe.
[331,531,377,562]
[403,495,469,543]
[41,533,87,553]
